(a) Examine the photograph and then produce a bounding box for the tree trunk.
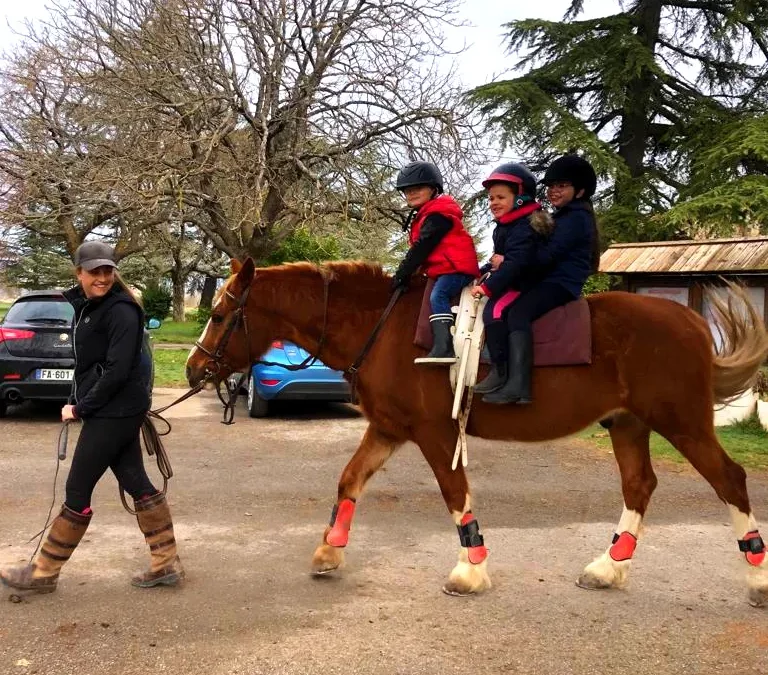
[171,271,186,322]
[615,0,663,215]
[199,274,217,309]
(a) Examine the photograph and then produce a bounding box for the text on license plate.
[36,369,74,381]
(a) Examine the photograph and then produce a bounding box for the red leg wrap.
[327,498,356,548]
[460,512,488,564]
[609,531,637,562]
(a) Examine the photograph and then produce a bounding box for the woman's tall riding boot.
[0,505,91,594]
[482,330,534,405]
[132,492,185,588]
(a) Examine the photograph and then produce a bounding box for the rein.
[194,272,403,418]
[346,286,404,401]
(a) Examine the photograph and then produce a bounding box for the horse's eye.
[211,314,224,325]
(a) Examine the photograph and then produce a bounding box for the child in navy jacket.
[478,154,599,405]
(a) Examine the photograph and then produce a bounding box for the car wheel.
[247,373,270,418]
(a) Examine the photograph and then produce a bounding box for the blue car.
[239,340,350,417]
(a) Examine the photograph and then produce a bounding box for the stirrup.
[414,355,457,364]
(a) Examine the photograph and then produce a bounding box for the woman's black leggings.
[65,414,156,513]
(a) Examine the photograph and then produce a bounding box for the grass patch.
[152,320,201,344]
[580,415,768,471]
[152,348,190,388]
[0,301,11,318]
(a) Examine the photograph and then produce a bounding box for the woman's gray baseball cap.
[74,241,118,271]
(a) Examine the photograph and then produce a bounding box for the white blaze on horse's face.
[189,294,220,361]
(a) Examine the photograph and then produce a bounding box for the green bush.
[583,273,615,295]
[266,228,341,265]
[141,282,173,322]
[193,306,212,327]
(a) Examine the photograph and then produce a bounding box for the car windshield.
[3,298,74,325]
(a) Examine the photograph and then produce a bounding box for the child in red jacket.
[391,161,480,363]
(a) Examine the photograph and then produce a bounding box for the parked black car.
[0,291,75,416]
[0,291,158,417]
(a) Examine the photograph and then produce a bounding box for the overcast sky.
[1,0,621,83]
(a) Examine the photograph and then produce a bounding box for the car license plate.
[36,369,74,381]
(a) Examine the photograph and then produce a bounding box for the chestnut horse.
[186,258,768,606]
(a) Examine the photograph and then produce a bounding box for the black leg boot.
[475,321,508,393]
[414,316,456,365]
[482,330,533,405]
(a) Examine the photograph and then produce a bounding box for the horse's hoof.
[311,543,345,575]
[576,572,613,590]
[442,581,476,597]
[748,586,767,608]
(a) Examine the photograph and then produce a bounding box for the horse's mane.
[261,260,389,285]
[244,260,399,316]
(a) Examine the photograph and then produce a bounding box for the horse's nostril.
[185,365,192,381]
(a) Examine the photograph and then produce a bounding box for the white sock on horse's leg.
[727,505,768,607]
[443,496,491,596]
[578,505,642,590]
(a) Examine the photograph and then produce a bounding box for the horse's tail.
[709,282,768,405]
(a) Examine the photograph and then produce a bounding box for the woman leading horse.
[186,258,768,607]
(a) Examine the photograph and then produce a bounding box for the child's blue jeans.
[430,273,476,316]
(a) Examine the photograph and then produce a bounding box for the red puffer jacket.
[409,195,480,278]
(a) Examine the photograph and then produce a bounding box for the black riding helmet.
[395,161,444,194]
[481,162,537,198]
[542,155,597,198]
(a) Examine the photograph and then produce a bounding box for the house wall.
[624,274,768,329]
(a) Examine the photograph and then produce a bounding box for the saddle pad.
[414,279,592,366]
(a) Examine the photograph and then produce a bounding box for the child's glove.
[391,273,410,291]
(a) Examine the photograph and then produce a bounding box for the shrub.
[141,281,173,322]
[194,306,212,328]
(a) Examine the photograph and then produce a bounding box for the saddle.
[414,279,592,367]
[413,281,593,471]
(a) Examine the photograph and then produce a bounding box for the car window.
[4,298,74,325]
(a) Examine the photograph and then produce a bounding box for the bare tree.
[0,36,170,259]
[20,0,481,261]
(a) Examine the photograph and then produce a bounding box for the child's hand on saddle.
[470,285,488,298]
[490,254,503,270]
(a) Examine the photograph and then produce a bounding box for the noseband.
[192,285,252,424]
[194,285,252,378]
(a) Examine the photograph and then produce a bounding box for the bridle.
[192,272,403,422]
[191,284,253,424]
[194,285,252,378]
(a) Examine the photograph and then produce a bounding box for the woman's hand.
[61,405,78,422]
[470,285,487,298]
[490,254,503,270]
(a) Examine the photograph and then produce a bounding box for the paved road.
[1,390,766,674]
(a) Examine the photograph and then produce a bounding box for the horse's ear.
[230,258,242,274]
[235,257,255,286]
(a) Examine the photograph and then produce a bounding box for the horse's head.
[185,257,273,387]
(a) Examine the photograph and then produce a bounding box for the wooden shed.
[600,236,768,425]
[599,236,768,330]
